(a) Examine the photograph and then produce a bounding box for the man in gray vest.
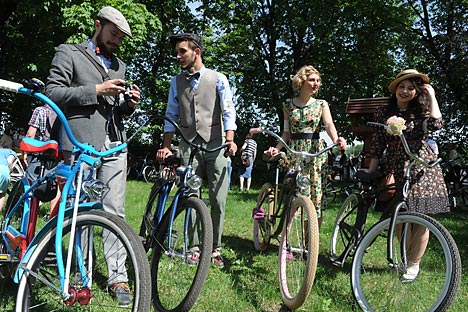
[157,33,237,268]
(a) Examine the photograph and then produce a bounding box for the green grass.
[1,180,467,311]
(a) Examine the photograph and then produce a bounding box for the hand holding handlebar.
[366,121,441,169]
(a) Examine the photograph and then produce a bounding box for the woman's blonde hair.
[290,65,321,92]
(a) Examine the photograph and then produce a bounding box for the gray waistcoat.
[176,69,224,142]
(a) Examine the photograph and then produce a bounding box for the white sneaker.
[401,261,420,283]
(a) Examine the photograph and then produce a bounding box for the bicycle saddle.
[20,137,59,158]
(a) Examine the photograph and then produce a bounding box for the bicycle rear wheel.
[278,195,319,310]
[252,183,275,251]
[151,196,213,312]
[351,210,461,312]
[139,178,167,251]
[329,193,360,266]
[16,210,151,311]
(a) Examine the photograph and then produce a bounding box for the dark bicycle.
[138,115,232,312]
[330,121,461,311]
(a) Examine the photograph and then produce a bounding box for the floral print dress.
[369,107,449,214]
[285,98,328,218]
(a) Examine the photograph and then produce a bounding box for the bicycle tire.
[278,195,319,310]
[329,193,360,266]
[139,177,166,251]
[324,182,337,205]
[142,165,156,183]
[252,183,275,251]
[16,209,151,312]
[350,210,461,312]
[151,196,213,312]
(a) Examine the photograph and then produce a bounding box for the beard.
[180,54,197,71]
[96,31,117,56]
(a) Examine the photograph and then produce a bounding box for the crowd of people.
[0,5,459,307]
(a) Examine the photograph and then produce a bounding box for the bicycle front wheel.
[16,210,151,312]
[151,196,213,312]
[253,183,275,251]
[278,195,319,310]
[142,165,157,183]
[351,210,461,312]
[330,193,360,266]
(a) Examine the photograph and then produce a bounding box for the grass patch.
[0,180,466,311]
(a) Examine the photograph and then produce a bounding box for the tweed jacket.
[45,40,133,152]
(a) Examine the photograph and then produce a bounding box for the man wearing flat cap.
[45,6,139,307]
[157,32,237,268]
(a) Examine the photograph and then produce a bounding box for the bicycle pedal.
[252,207,265,220]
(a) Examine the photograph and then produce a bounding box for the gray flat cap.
[97,6,132,38]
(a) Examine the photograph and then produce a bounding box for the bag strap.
[74,44,109,81]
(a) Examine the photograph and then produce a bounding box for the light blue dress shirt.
[164,66,237,133]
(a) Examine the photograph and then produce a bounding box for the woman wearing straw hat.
[366,69,450,282]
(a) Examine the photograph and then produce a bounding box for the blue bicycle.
[0,78,151,311]
[138,115,228,311]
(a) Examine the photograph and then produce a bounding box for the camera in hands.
[124,83,134,101]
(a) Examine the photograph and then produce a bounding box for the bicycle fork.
[386,201,408,272]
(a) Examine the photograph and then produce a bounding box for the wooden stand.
[346,97,390,168]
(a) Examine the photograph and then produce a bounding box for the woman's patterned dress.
[369,107,449,214]
[285,98,328,218]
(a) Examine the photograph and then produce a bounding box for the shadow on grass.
[222,234,293,311]
[0,275,17,311]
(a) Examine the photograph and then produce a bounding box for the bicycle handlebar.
[154,115,231,154]
[366,121,441,169]
[0,78,145,158]
[250,127,338,158]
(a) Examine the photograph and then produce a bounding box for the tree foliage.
[1,0,466,154]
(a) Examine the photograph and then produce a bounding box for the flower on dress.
[386,116,406,135]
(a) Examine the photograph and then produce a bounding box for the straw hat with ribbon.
[388,69,430,93]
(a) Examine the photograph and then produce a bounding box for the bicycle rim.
[351,211,461,312]
[253,183,274,251]
[151,197,213,312]
[278,195,319,310]
[330,193,360,265]
[16,210,151,311]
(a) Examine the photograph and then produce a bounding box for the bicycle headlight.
[187,174,203,191]
[296,175,311,190]
[82,179,108,200]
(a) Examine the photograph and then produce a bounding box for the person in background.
[0,148,17,211]
[0,126,14,149]
[239,133,257,192]
[156,33,237,268]
[265,65,346,227]
[24,104,61,213]
[366,69,449,282]
[13,127,25,152]
[45,6,140,306]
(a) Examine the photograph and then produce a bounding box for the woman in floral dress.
[265,65,346,226]
[367,68,450,282]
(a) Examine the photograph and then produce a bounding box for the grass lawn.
[0,180,466,311]
[127,180,467,312]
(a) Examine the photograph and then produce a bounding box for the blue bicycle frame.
[0,79,134,299]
